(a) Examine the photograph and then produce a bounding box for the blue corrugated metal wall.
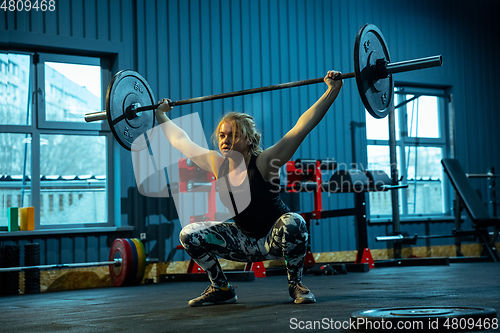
[1,0,499,263]
[130,0,500,257]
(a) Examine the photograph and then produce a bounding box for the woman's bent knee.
[281,212,307,232]
[179,221,226,248]
[179,223,196,246]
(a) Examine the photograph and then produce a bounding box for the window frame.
[0,50,114,230]
[366,85,453,219]
[36,53,105,131]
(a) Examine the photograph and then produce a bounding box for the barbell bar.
[84,73,354,123]
[83,24,443,151]
[84,55,441,123]
[0,238,147,287]
[0,260,119,272]
[466,173,500,178]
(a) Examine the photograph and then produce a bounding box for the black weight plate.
[106,70,156,151]
[351,306,497,332]
[354,24,393,119]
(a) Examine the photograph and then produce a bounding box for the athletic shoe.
[289,282,316,304]
[188,284,237,307]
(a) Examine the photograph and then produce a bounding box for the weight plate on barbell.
[125,239,139,287]
[132,238,146,285]
[351,306,497,332]
[109,238,133,287]
[106,70,156,151]
[354,24,393,119]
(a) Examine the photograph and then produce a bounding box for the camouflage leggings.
[179,212,308,287]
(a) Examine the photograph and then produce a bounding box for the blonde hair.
[213,112,263,155]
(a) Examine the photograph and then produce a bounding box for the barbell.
[0,238,147,287]
[84,24,442,151]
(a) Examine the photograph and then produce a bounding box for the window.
[0,53,31,126]
[0,133,32,221]
[39,134,107,225]
[0,52,112,229]
[43,61,101,123]
[366,86,451,218]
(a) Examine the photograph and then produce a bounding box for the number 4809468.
[1,0,56,12]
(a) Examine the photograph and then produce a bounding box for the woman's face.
[218,121,249,157]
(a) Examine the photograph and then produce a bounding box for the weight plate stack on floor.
[108,238,147,287]
[24,243,41,294]
[0,245,20,295]
[124,239,139,286]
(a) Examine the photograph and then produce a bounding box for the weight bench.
[441,158,500,261]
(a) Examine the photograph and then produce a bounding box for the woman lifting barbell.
[155,70,343,307]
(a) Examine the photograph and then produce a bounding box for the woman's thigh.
[180,221,267,262]
[260,212,308,259]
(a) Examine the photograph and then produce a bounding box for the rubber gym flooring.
[1,261,499,333]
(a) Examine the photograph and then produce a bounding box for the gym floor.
[1,262,499,333]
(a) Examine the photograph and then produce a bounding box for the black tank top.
[218,154,291,239]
